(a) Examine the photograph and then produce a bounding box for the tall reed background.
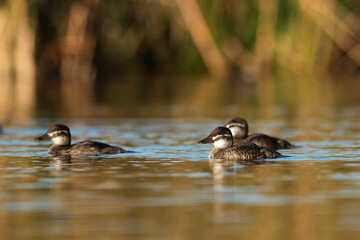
[0,0,359,118]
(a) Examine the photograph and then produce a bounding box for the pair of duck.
[198,117,294,161]
[36,117,294,160]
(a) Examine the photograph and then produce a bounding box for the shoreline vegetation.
[0,0,360,118]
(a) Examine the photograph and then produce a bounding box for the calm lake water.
[1,108,360,239]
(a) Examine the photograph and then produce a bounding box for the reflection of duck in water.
[35,124,128,156]
[198,127,283,161]
[225,117,295,150]
[49,156,72,177]
[210,158,272,181]
[51,155,72,165]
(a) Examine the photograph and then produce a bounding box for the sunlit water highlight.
[0,111,360,239]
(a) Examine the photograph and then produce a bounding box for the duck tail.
[260,147,283,159]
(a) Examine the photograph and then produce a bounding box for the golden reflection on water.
[209,159,360,240]
[0,110,359,239]
[96,74,360,120]
[0,155,359,239]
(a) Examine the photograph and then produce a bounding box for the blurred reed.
[0,0,35,119]
[0,0,359,118]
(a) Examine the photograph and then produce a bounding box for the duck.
[225,117,295,150]
[35,124,128,156]
[198,126,283,161]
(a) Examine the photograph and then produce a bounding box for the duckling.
[225,117,295,150]
[35,124,128,156]
[198,126,282,160]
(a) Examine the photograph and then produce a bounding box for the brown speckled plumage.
[49,140,127,156]
[209,141,282,161]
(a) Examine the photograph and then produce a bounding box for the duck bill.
[198,135,214,144]
[35,132,50,141]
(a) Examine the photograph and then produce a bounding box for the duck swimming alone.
[35,124,128,156]
[198,126,282,161]
[225,117,295,150]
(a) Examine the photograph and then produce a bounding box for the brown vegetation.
[0,0,359,117]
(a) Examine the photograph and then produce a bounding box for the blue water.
[0,113,360,239]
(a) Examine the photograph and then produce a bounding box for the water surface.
[0,110,360,239]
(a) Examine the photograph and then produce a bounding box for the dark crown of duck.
[35,124,71,146]
[225,117,248,139]
[198,126,233,149]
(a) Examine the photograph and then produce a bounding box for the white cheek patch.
[227,123,246,128]
[212,134,231,140]
[228,127,241,138]
[212,134,232,149]
[52,135,70,145]
[213,139,232,149]
[49,131,68,137]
